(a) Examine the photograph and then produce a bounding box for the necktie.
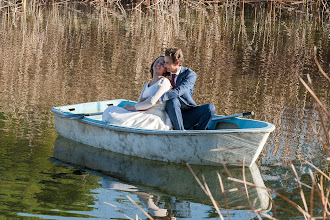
[170,74,177,88]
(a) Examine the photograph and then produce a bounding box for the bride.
[102,56,173,130]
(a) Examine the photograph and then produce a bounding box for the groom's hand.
[123,104,136,111]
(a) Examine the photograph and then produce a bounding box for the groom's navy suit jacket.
[160,66,197,108]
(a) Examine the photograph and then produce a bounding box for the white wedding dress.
[102,78,173,130]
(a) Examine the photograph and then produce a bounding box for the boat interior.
[53,99,273,131]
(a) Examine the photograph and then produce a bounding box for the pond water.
[0,3,329,219]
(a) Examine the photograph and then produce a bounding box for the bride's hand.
[138,97,147,103]
[123,104,136,111]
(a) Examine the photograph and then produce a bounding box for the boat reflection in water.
[52,136,271,219]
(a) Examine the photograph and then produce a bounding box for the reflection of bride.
[102,56,172,130]
[101,177,182,219]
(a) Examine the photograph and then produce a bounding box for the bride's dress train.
[102,103,172,130]
[102,78,172,130]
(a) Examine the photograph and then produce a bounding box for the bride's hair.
[150,56,169,77]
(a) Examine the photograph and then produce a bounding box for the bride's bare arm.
[137,84,147,103]
[123,84,147,111]
[133,78,171,111]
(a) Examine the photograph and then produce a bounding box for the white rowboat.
[51,99,275,167]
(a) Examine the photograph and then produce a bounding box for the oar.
[59,112,103,119]
[211,111,254,121]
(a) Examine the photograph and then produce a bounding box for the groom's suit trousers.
[166,98,215,130]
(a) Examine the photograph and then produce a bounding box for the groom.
[160,48,215,130]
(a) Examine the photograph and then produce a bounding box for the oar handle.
[211,111,254,121]
[84,112,103,117]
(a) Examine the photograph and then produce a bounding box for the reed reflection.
[0,4,328,165]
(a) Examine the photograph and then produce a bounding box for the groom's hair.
[165,48,184,65]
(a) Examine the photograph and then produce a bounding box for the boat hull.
[53,102,274,167]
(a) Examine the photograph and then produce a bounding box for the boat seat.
[117,100,137,107]
[215,122,240,130]
[86,115,103,121]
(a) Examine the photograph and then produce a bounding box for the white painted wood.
[51,100,275,167]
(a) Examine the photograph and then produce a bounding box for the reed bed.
[0,1,329,219]
[0,0,329,15]
[2,0,328,162]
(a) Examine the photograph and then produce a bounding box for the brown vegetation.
[0,1,328,219]
[0,0,329,15]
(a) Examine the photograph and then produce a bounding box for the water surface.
[0,4,329,219]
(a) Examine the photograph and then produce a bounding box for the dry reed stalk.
[134,0,146,10]
[299,168,330,217]
[231,160,330,219]
[23,0,26,13]
[306,72,330,152]
[114,1,126,15]
[314,48,330,82]
[296,75,330,119]
[252,209,275,219]
[309,169,316,218]
[217,172,231,220]
[298,157,330,181]
[242,158,250,205]
[0,1,21,10]
[311,124,329,157]
[202,174,225,220]
[210,146,243,151]
[146,0,165,9]
[186,163,208,194]
[104,201,136,220]
[325,189,330,215]
[126,195,154,220]
[186,163,225,219]
[228,176,311,217]
[291,164,309,217]
[298,181,313,190]
[222,165,265,218]
[267,192,278,219]
[104,201,117,207]
[223,165,253,207]
[318,175,329,217]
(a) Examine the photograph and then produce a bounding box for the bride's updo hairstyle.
[165,47,184,65]
[149,56,165,78]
